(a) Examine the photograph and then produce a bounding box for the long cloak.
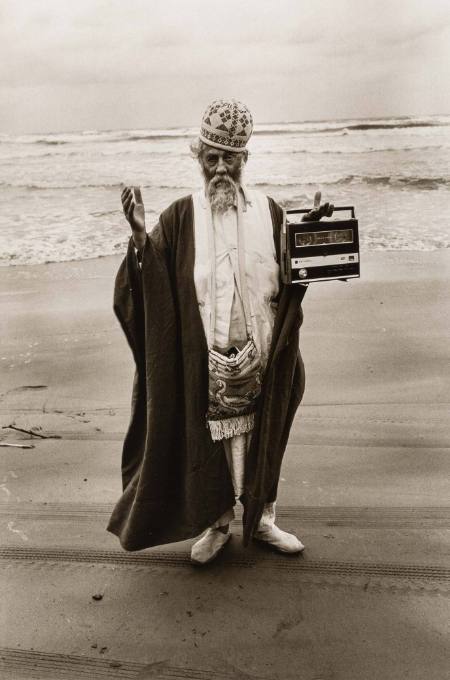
[106,194,307,550]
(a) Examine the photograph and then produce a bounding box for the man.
[107,99,333,564]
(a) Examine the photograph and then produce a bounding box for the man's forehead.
[202,144,242,157]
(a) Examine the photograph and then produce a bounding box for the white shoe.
[191,527,231,565]
[254,524,305,554]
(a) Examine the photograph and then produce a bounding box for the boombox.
[280,206,360,284]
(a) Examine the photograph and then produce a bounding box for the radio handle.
[286,206,356,219]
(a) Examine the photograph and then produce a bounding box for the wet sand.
[1,250,449,679]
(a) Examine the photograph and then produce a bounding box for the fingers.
[121,186,131,209]
[303,208,318,222]
[305,194,334,221]
[121,186,135,222]
[123,192,133,214]
[321,202,329,217]
[133,186,143,204]
[319,203,334,218]
[126,202,135,223]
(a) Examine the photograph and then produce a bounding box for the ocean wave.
[2,174,448,192]
[0,129,196,146]
[2,237,448,267]
[261,144,448,155]
[126,133,194,142]
[254,174,450,190]
[0,181,195,191]
[350,120,450,131]
[0,151,81,162]
[2,144,446,165]
[34,139,68,145]
[253,120,449,136]
[356,175,449,189]
[319,121,447,134]
[2,116,449,146]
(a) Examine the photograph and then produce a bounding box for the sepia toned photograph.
[1,1,449,678]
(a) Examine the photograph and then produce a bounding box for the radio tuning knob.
[298,268,308,279]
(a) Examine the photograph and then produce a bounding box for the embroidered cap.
[200,99,253,152]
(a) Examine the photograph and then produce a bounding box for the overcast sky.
[1,0,449,134]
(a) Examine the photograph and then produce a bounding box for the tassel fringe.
[208,413,255,441]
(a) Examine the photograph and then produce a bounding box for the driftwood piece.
[1,425,61,439]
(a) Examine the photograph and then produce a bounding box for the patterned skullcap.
[199,98,253,152]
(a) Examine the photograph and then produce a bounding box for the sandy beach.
[1,250,450,679]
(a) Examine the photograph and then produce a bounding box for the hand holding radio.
[121,185,146,251]
[281,201,359,284]
[301,191,334,222]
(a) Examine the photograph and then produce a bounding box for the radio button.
[298,268,308,279]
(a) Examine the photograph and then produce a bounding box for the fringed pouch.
[207,338,261,440]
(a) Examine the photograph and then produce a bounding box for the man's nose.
[216,157,227,174]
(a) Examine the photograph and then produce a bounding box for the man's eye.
[206,156,218,164]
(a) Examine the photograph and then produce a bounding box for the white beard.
[207,175,238,214]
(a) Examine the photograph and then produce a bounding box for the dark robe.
[106,194,307,551]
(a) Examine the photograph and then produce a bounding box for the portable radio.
[280,206,360,284]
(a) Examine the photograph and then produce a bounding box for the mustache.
[207,173,237,198]
[208,173,236,188]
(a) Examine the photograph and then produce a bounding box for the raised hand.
[121,186,146,250]
[301,190,334,222]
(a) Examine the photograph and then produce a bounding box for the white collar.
[198,183,252,212]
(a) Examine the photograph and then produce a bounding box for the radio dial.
[298,268,308,279]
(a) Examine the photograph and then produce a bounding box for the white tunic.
[192,186,280,370]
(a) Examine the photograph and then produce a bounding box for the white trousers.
[211,431,276,530]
